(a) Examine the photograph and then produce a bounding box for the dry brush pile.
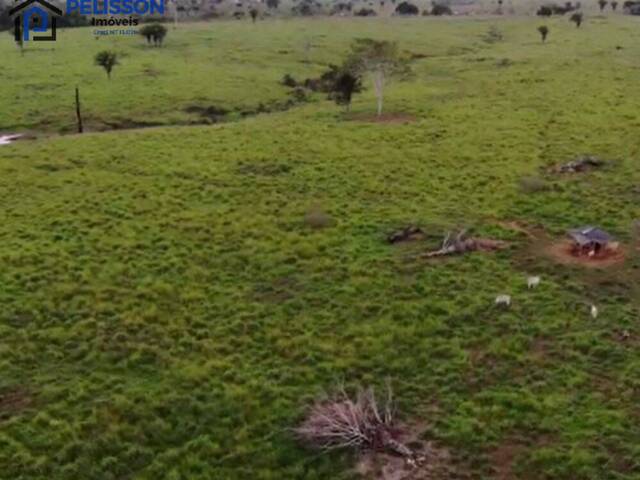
[295,385,415,461]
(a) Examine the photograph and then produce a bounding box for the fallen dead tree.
[387,225,425,244]
[422,230,508,258]
[554,155,604,173]
[295,385,414,460]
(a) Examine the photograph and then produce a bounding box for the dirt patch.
[236,162,292,176]
[252,276,300,304]
[0,387,33,420]
[185,105,230,122]
[355,423,461,480]
[304,205,334,230]
[545,240,625,268]
[345,112,417,125]
[529,337,552,363]
[142,66,163,77]
[100,119,164,130]
[490,440,523,480]
[408,52,432,60]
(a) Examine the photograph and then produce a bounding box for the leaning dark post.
[75,86,83,134]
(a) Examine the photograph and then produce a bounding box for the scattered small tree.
[570,11,583,26]
[354,7,377,15]
[281,73,297,87]
[611,0,618,8]
[347,39,411,117]
[326,65,363,111]
[140,24,167,46]
[95,50,119,79]
[249,7,259,21]
[394,1,419,14]
[266,0,279,8]
[538,25,549,42]
[598,0,608,10]
[536,5,553,15]
[431,2,452,14]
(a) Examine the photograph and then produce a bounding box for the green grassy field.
[1,14,640,480]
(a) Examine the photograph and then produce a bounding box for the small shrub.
[431,3,452,15]
[354,7,377,15]
[289,86,308,102]
[519,176,549,193]
[281,74,298,87]
[94,50,119,79]
[496,58,513,67]
[537,5,553,15]
[395,1,419,14]
[538,25,549,42]
[483,25,504,43]
[304,206,334,229]
[570,12,583,27]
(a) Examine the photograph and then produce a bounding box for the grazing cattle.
[495,295,512,307]
[527,276,541,289]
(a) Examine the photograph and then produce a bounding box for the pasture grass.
[1,14,640,480]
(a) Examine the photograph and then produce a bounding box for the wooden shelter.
[568,226,613,256]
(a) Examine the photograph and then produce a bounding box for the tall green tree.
[140,24,167,46]
[570,12,583,27]
[326,65,363,112]
[346,39,411,116]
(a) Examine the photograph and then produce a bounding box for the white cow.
[495,295,512,307]
[527,276,541,289]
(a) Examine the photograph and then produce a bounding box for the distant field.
[0,14,634,133]
[1,17,475,132]
[1,14,640,480]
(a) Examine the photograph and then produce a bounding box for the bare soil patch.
[99,118,164,131]
[490,440,523,480]
[252,276,300,304]
[345,113,417,125]
[355,423,462,480]
[0,386,33,420]
[545,240,625,268]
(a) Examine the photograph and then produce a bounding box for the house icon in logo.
[10,0,62,42]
